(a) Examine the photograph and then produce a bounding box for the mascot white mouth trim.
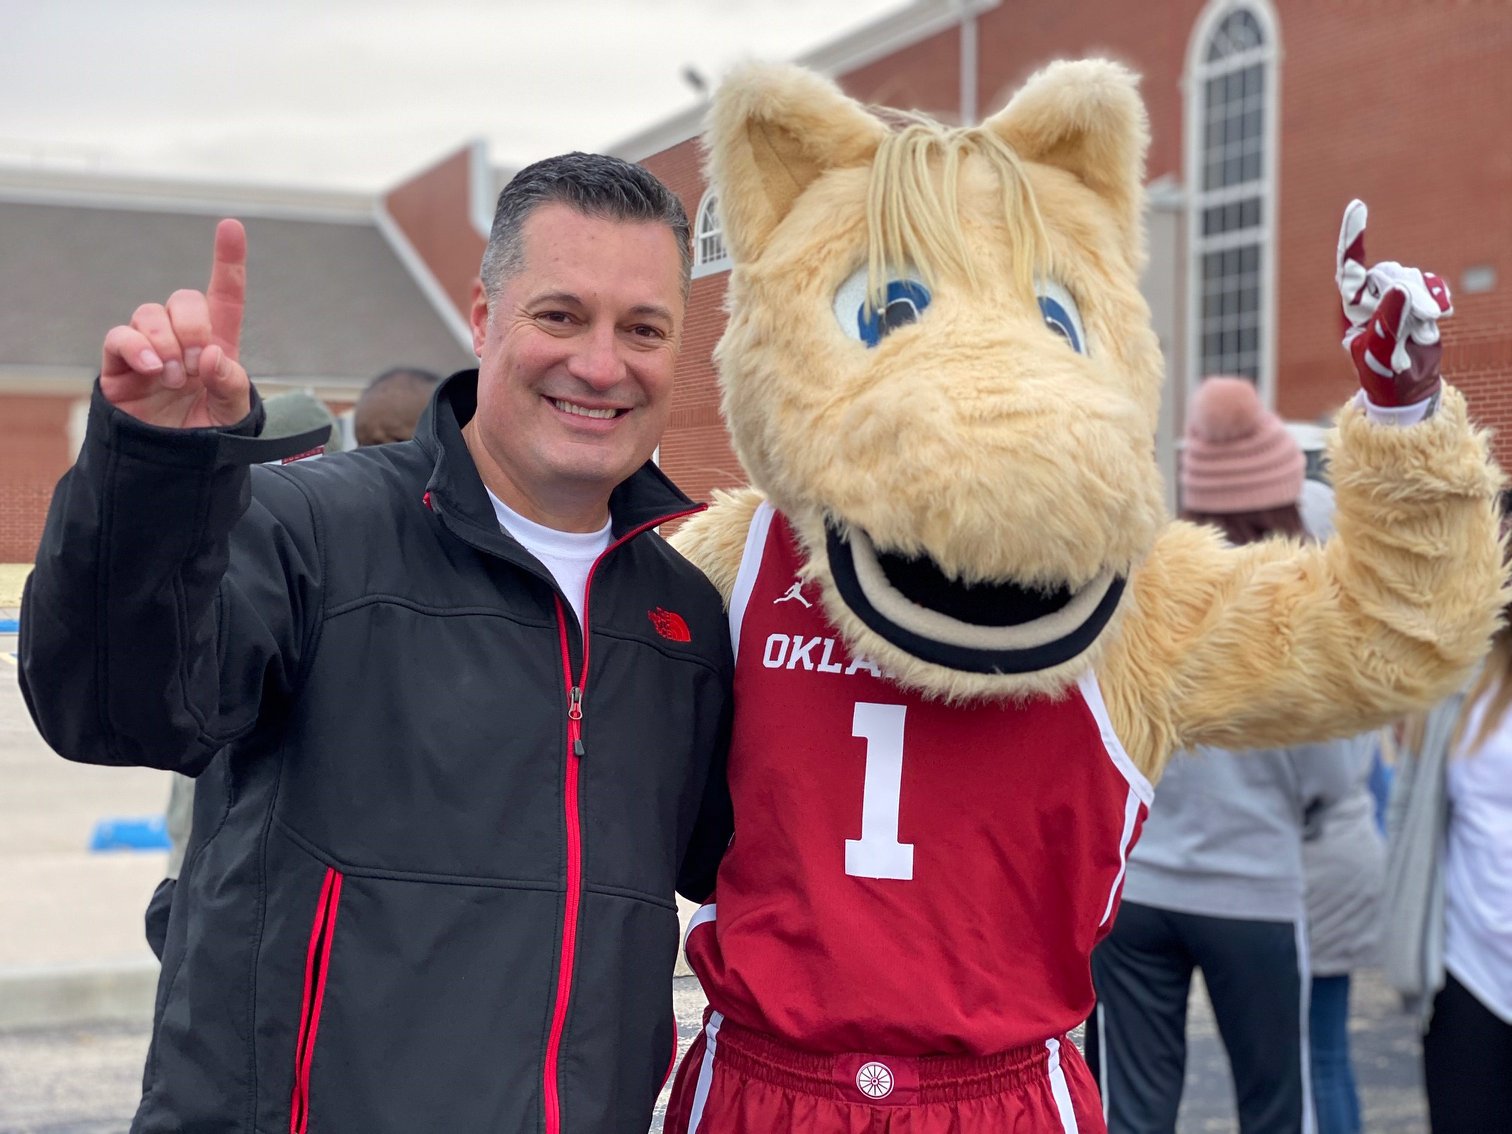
[826,521,1125,673]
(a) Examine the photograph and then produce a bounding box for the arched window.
[693,190,730,277]
[1185,1,1279,395]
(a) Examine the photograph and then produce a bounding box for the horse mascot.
[663,59,1504,1132]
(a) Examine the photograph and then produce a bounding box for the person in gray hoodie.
[1084,377,1357,1134]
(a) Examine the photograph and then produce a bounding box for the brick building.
[609,0,1512,508]
[0,164,480,561]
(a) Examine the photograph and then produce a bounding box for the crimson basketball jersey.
[684,503,1153,1056]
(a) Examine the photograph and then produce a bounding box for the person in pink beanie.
[1179,375,1307,542]
[1084,375,1365,1134]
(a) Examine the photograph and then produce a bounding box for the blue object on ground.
[90,815,171,852]
[0,619,18,633]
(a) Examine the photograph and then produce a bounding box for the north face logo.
[648,608,692,643]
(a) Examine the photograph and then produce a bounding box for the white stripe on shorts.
[687,1011,724,1134]
[1046,1037,1081,1133]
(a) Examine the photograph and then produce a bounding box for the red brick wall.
[0,395,76,563]
[841,26,961,119]
[1271,1,1512,463]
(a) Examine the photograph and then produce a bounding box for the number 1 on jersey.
[845,702,914,880]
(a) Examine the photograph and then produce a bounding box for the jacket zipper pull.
[569,687,585,757]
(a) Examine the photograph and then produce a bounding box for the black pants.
[1423,972,1512,1133]
[1086,901,1311,1134]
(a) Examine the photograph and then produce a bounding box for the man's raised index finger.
[207,218,247,362]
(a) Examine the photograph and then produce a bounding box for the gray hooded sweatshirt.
[1123,737,1364,923]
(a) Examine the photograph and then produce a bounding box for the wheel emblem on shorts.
[856,1061,894,1099]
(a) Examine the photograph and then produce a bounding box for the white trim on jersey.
[1100,788,1145,928]
[1075,671,1155,805]
[1045,1037,1082,1133]
[684,902,717,952]
[687,1011,724,1134]
[728,499,777,660]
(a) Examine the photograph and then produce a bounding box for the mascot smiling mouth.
[825,522,1126,675]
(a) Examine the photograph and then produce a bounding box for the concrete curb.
[0,958,158,1032]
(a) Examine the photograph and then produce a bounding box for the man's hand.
[1336,199,1453,412]
[101,219,253,428]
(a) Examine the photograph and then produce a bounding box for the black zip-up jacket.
[20,371,733,1133]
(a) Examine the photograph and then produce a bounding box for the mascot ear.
[705,63,887,263]
[985,59,1149,266]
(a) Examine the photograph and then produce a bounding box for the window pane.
[1206,10,1264,61]
[1240,106,1262,144]
[1242,62,1262,98]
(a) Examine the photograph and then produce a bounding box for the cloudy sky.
[0,0,908,192]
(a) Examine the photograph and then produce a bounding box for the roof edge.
[0,367,378,401]
[370,202,477,352]
[0,164,373,222]
[606,0,1001,162]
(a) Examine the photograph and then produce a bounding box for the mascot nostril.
[664,56,1505,1134]
[824,520,1127,674]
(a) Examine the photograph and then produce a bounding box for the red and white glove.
[1337,199,1453,425]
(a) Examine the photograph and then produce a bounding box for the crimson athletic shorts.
[664,1010,1104,1133]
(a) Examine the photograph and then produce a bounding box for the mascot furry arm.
[673,60,1505,782]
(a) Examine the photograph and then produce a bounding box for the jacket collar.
[414,369,700,560]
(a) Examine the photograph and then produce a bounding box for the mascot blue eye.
[1034,282,1088,355]
[857,280,932,347]
[833,269,930,348]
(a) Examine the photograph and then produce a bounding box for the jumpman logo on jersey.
[774,579,812,607]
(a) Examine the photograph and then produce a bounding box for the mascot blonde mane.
[675,59,1505,779]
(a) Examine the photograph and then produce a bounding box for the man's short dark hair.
[480,152,691,300]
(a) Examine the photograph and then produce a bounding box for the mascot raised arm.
[663,59,1504,1133]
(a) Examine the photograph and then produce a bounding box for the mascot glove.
[1337,199,1453,424]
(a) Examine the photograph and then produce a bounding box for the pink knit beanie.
[1180,377,1305,514]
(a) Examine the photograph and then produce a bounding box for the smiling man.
[20,153,733,1134]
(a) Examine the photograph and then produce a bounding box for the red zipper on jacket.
[290,867,344,1134]
[541,506,701,1134]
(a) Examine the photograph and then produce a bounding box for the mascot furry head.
[663,59,1504,1134]
[704,60,1164,702]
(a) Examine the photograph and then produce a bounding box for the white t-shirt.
[485,489,611,628]
[1443,688,1512,1023]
